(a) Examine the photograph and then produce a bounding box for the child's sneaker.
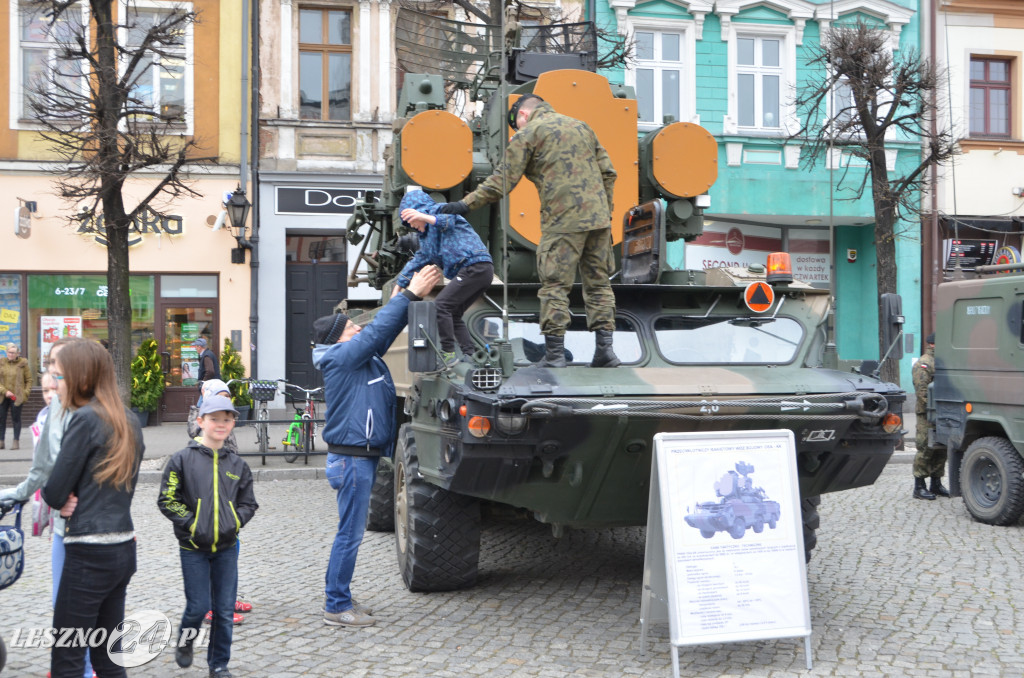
[204,610,244,624]
[323,608,375,627]
[234,599,252,613]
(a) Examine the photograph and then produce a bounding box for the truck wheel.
[768,517,777,530]
[801,496,820,563]
[752,521,764,534]
[395,425,481,592]
[961,436,1024,526]
[728,518,745,539]
[365,460,395,532]
[699,529,715,539]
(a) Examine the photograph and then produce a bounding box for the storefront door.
[285,261,345,388]
[160,303,217,421]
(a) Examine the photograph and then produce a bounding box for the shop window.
[164,307,214,387]
[970,57,1011,138]
[27,274,155,372]
[286,236,347,263]
[298,7,352,121]
[0,276,24,351]
[160,275,217,297]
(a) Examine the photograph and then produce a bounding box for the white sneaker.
[324,608,375,627]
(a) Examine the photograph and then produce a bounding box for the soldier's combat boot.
[536,335,567,368]
[929,476,950,497]
[590,330,621,368]
[913,476,936,500]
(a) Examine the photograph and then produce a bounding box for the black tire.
[960,436,1024,526]
[728,518,745,539]
[366,461,396,532]
[283,439,300,464]
[395,424,480,592]
[256,407,270,456]
[699,529,715,539]
[801,495,821,563]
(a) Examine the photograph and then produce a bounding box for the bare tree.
[792,23,956,383]
[26,0,215,401]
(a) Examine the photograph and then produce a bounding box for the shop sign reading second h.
[77,208,183,246]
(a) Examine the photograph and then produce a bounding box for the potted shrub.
[221,338,252,419]
[130,338,165,427]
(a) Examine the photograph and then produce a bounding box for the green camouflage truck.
[930,262,1024,525]
[345,12,906,592]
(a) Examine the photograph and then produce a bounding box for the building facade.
[596,0,923,385]
[1,0,249,421]
[928,0,1024,329]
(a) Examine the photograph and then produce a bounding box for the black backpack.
[0,504,24,591]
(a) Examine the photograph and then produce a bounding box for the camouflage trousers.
[536,228,616,336]
[913,412,946,478]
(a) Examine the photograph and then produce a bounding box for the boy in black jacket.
[159,395,258,678]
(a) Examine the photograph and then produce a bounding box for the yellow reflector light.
[467,416,491,438]
[882,413,902,434]
[766,252,794,284]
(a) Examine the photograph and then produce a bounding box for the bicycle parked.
[279,382,324,464]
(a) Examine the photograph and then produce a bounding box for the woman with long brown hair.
[42,340,145,678]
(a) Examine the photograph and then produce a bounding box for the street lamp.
[226,186,253,264]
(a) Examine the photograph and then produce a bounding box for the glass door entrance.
[161,304,216,421]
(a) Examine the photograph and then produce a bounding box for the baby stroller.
[0,500,26,672]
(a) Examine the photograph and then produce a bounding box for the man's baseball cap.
[193,337,208,348]
[198,394,238,417]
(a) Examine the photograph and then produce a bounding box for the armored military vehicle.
[684,462,781,539]
[928,260,1024,525]
[346,11,905,591]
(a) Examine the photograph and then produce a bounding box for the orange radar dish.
[651,122,718,198]
[744,281,775,313]
[401,110,473,190]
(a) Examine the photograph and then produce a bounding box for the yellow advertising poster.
[0,308,18,323]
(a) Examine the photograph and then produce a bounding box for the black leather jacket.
[42,403,144,537]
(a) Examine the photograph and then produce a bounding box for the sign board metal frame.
[640,429,812,675]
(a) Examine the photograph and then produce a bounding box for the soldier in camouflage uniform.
[912,333,948,500]
[439,94,620,368]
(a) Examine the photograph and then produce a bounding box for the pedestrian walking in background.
[439,93,620,368]
[41,340,144,678]
[195,337,221,383]
[0,337,95,677]
[0,342,34,449]
[159,394,258,677]
[393,189,494,366]
[314,264,441,628]
[912,333,948,500]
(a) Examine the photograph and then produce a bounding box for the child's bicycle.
[279,382,324,464]
[227,378,283,465]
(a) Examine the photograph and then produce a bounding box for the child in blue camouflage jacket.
[393,190,494,365]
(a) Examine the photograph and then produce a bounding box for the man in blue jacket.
[313,264,441,628]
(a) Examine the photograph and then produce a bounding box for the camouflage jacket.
[462,102,616,234]
[913,346,935,414]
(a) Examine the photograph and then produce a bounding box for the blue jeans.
[51,534,94,678]
[179,546,238,671]
[324,454,378,613]
[52,540,136,678]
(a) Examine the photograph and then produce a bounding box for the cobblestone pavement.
[2,463,1022,677]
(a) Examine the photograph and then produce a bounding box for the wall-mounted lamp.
[225,186,253,264]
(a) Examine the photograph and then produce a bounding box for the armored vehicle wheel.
[699,529,715,539]
[366,461,395,532]
[752,521,764,534]
[801,496,820,563]
[768,517,777,530]
[395,425,481,591]
[960,437,1024,526]
[728,518,745,539]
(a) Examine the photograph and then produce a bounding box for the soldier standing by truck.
[913,333,948,500]
[439,94,620,368]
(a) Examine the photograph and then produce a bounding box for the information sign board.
[640,430,811,675]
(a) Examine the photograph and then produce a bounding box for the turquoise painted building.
[593,0,922,386]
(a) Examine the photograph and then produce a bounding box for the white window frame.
[8,0,90,130]
[623,17,698,132]
[725,22,797,136]
[117,0,195,135]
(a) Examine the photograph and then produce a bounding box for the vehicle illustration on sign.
[684,462,782,539]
